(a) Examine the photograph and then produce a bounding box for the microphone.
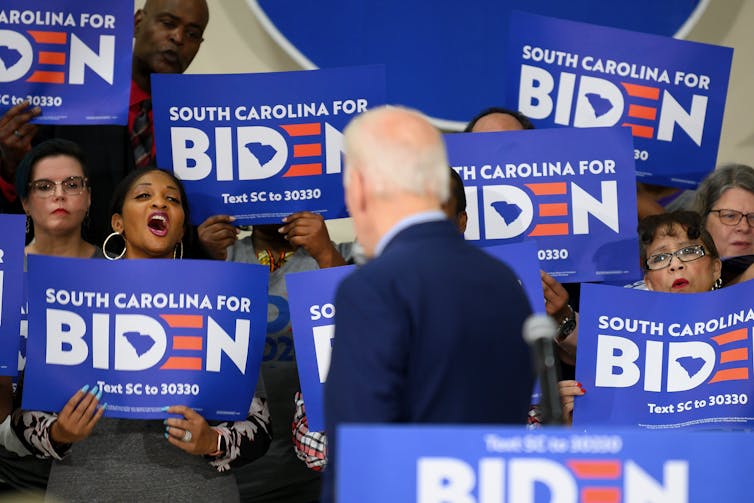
[522,314,563,425]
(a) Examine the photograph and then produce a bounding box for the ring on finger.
[181,429,193,442]
[13,130,22,138]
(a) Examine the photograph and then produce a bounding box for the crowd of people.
[0,0,751,502]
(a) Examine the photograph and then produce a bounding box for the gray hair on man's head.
[343,105,449,202]
[693,163,754,219]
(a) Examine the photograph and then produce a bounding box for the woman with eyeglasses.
[548,165,754,361]
[10,167,271,502]
[0,139,105,494]
[692,164,754,285]
[536,211,723,426]
[16,139,103,261]
[639,211,722,293]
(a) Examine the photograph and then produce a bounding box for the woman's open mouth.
[148,212,169,237]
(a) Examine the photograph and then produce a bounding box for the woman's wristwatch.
[556,304,577,341]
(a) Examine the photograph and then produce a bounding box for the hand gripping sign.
[23,256,269,420]
[575,282,754,429]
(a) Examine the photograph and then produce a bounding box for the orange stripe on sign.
[28,31,67,44]
[529,223,569,236]
[712,327,748,346]
[567,460,621,478]
[38,51,66,65]
[293,143,322,157]
[284,163,322,177]
[627,104,657,120]
[582,487,621,503]
[709,367,749,383]
[720,348,748,364]
[160,314,203,328]
[538,203,568,217]
[280,123,321,136]
[622,123,654,138]
[621,82,660,100]
[172,336,203,351]
[161,357,202,370]
[27,71,64,84]
[525,182,566,195]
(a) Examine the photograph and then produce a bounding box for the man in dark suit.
[322,106,534,501]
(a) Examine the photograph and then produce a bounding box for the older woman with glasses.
[535,211,723,428]
[693,164,754,285]
[639,211,722,293]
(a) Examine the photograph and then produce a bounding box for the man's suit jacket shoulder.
[331,218,533,423]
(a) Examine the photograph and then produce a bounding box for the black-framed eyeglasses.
[28,176,87,197]
[708,209,754,227]
[645,244,707,271]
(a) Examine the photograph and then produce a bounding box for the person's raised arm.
[540,271,578,365]
[0,101,41,187]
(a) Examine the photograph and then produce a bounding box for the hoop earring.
[712,277,723,291]
[173,241,184,260]
[103,232,126,260]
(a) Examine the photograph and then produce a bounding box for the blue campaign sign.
[481,241,544,314]
[575,282,754,429]
[22,256,269,420]
[287,265,354,432]
[445,126,641,283]
[152,66,386,225]
[337,424,754,502]
[0,215,25,376]
[505,11,733,189]
[0,0,133,125]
